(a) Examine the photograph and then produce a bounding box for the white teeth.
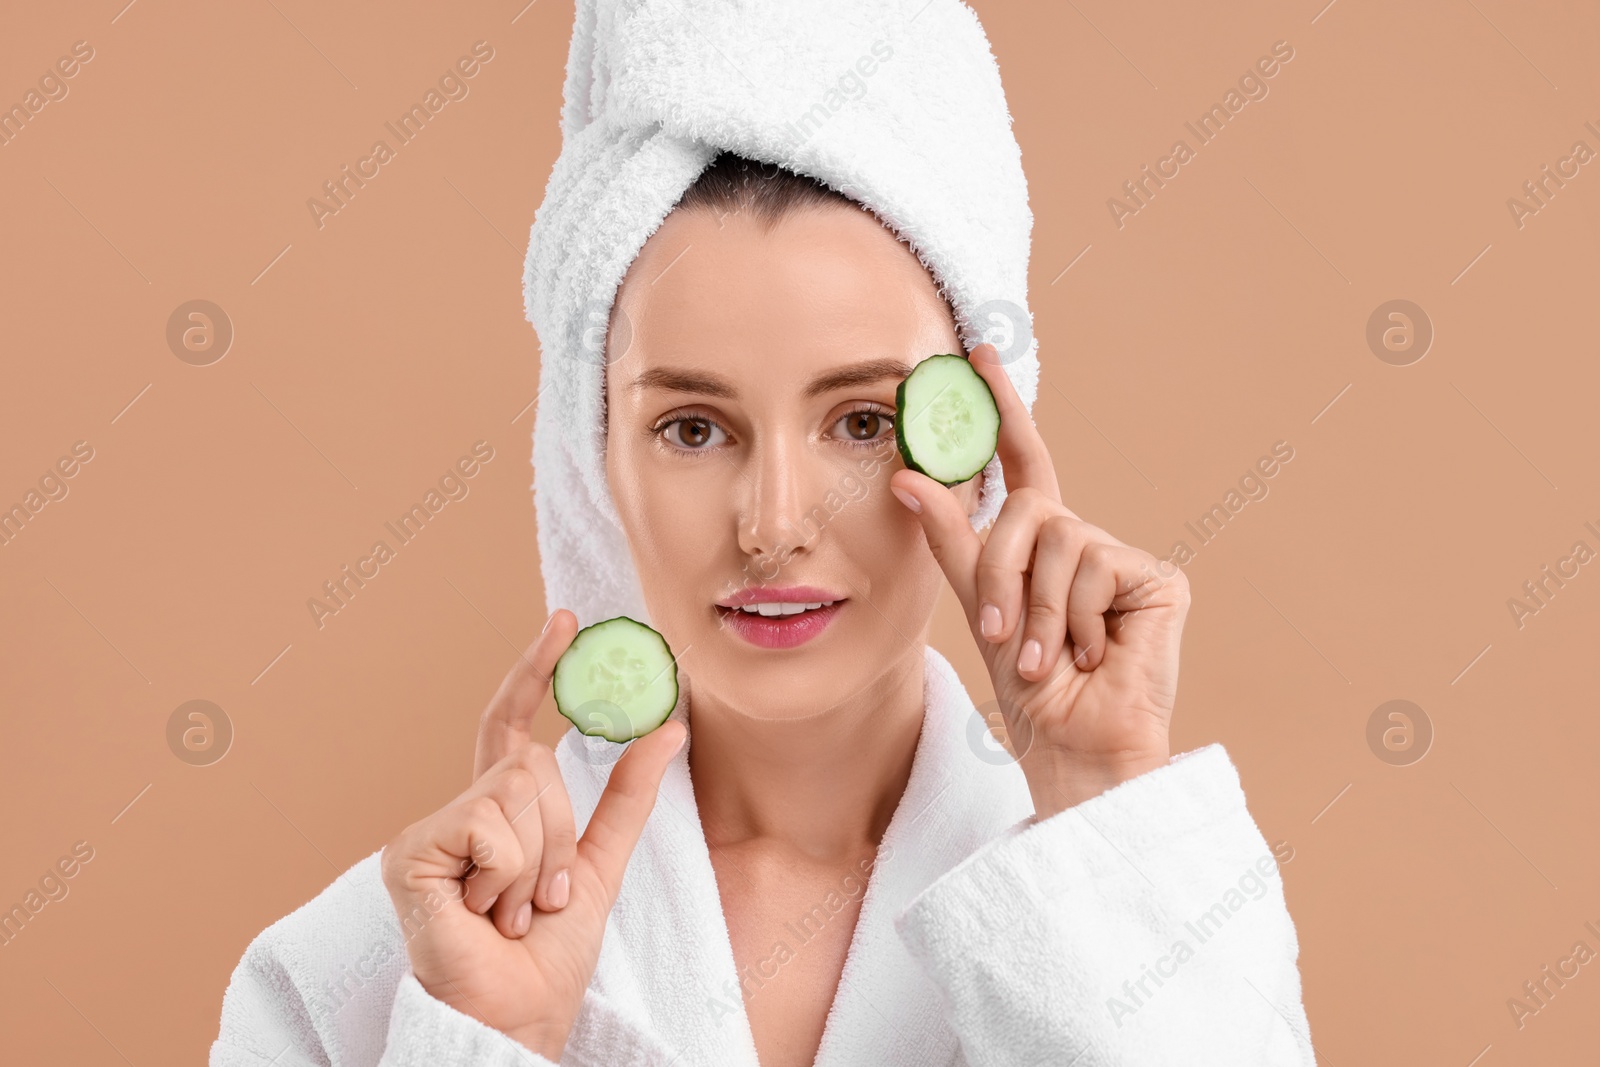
[735,600,837,615]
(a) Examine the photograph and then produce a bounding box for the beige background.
[2,1,1597,1063]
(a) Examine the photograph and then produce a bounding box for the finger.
[474,609,579,780]
[453,770,552,931]
[888,467,983,617]
[526,760,577,914]
[578,720,688,905]
[972,487,1056,645]
[408,794,525,921]
[478,747,577,940]
[967,342,1061,504]
[1063,542,1156,673]
[1017,515,1092,679]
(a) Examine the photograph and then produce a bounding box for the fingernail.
[541,612,555,636]
[550,869,570,909]
[891,485,921,513]
[1018,638,1042,674]
[979,602,1001,638]
[514,900,532,935]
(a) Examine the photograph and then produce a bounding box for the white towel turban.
[523,0,1040,629]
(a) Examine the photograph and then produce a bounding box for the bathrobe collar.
[554,644,1036,1067]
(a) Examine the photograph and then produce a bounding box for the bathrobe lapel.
[554,645,1036,1067]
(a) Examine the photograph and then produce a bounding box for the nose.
[737,430,822,568]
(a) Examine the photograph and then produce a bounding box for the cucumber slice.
[895,354,1001,486]
[552,616,679,743]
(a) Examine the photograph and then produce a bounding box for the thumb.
[890,468,981,617]
[576,719,688,904]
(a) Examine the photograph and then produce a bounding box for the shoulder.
[213,847,408,1066]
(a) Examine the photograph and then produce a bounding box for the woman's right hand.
[380,608,688,1060]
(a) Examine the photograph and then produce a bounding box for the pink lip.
[717,600,844,649]
[716,585,846,608]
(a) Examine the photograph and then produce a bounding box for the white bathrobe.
[210,645,1316,1066]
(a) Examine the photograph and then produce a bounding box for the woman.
[212,3,1314,1065]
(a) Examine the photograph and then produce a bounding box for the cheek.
[612,452,710,559]
[607,441,736,631]
[845,481,945,616]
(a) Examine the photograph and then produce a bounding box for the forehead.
[607,205,955,395]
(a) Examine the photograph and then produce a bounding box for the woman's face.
[604,200,980,721]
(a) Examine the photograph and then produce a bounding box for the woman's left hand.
[889,343,1191,819]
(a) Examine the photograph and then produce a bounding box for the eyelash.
[650,404,897,452]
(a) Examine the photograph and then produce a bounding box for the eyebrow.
[629,357,915,401]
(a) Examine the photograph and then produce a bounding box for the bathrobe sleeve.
[893,743,1316,1067]
[376,972,563,1067]
[209,937,559,1067]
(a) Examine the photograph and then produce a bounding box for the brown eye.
[662,417,726,450]
[837,410,892,442]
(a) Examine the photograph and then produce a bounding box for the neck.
[686,647,927,863]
